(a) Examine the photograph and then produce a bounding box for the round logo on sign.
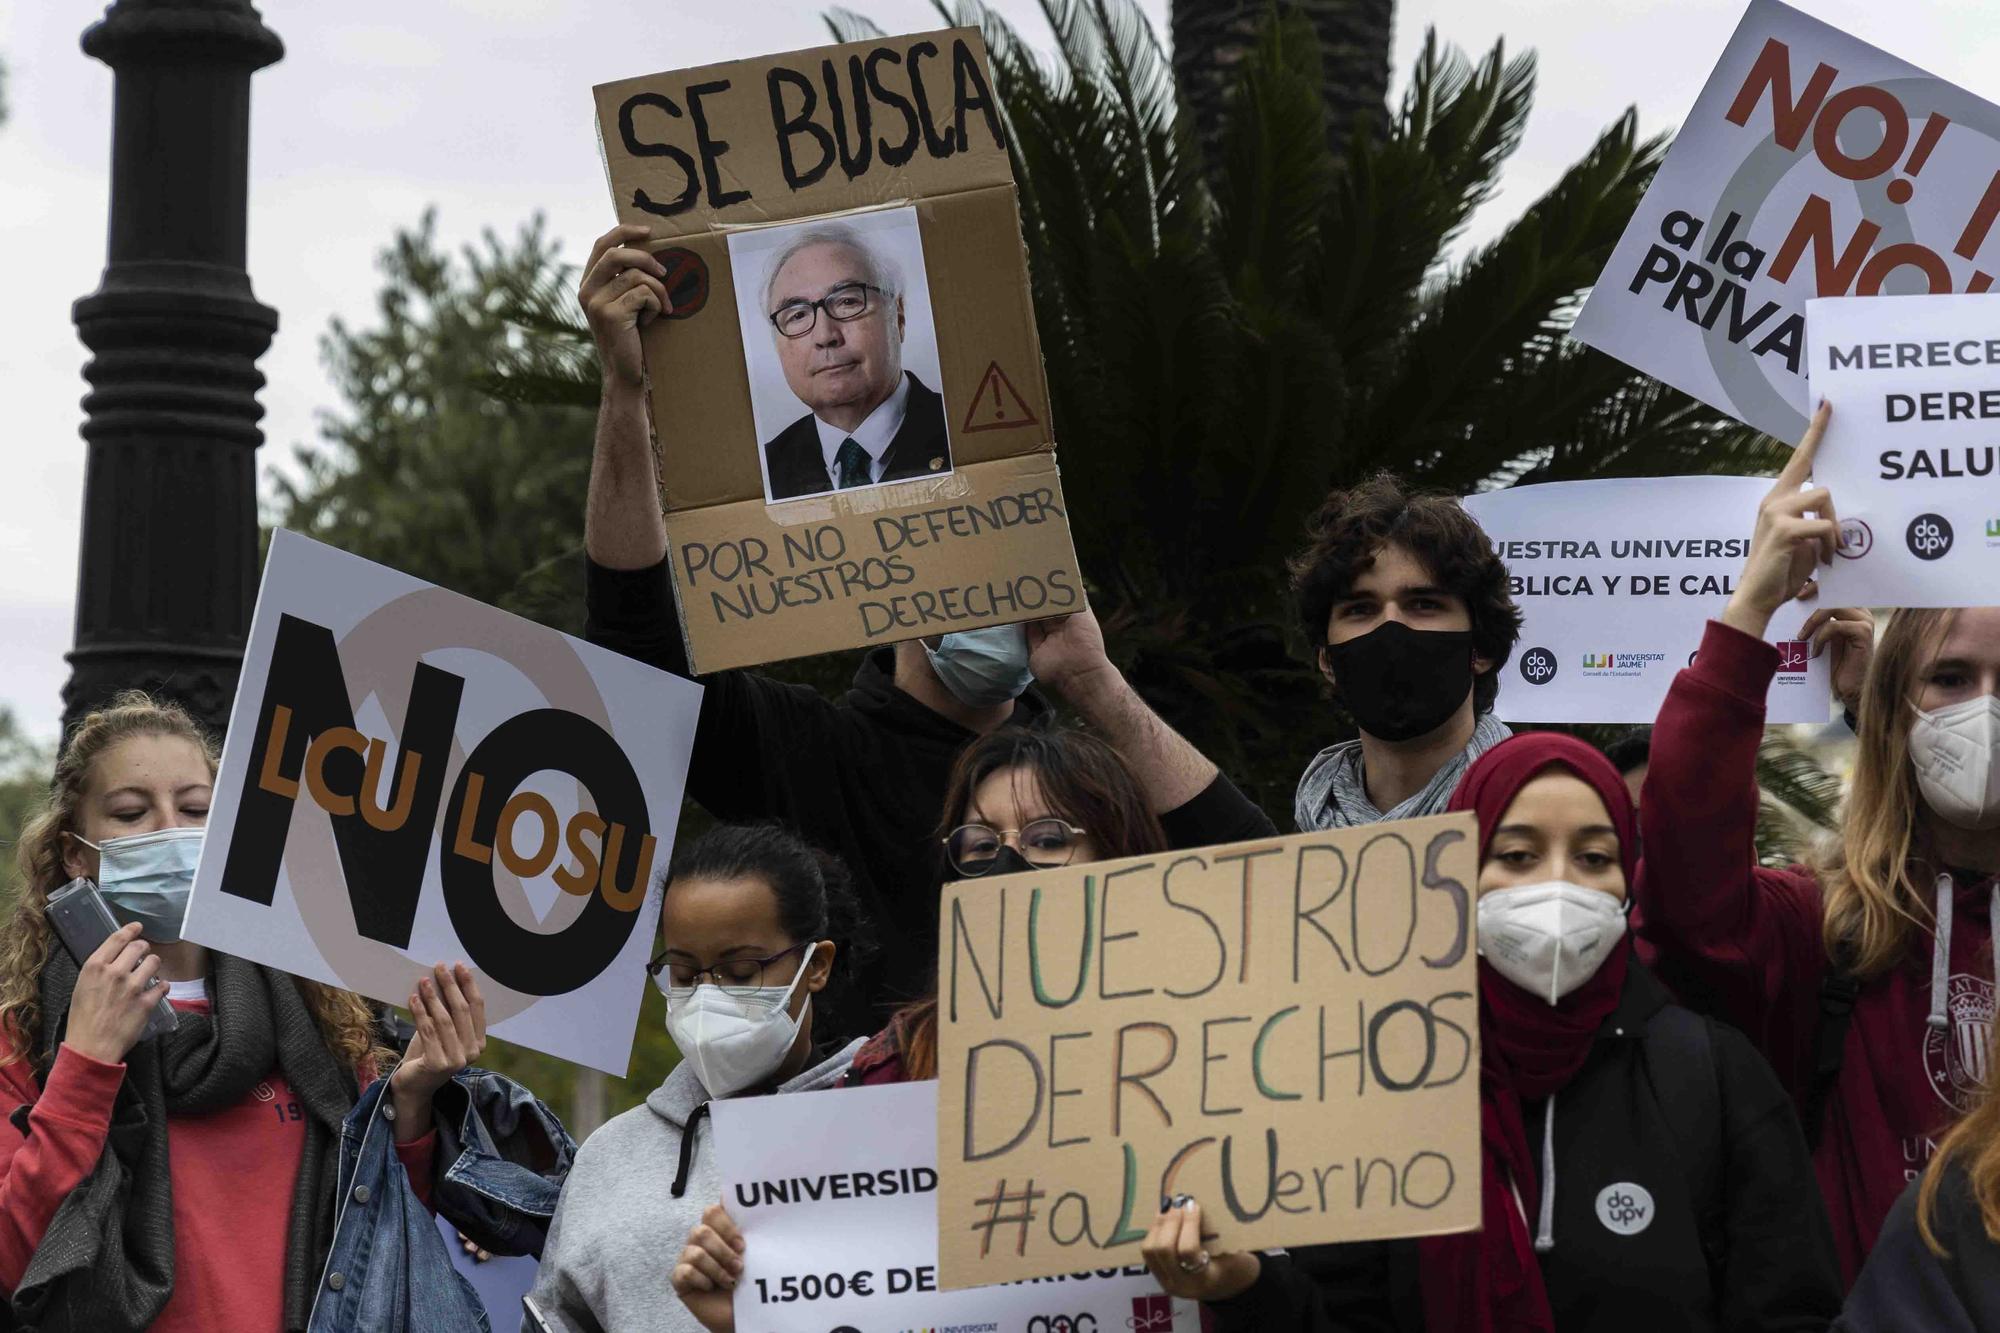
[1908,513,1954,561]
[1595,1182,1655,1236]
[1836,516,1873,560]
[1519,647,1558,685]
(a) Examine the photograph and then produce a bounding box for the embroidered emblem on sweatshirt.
[1925,973,1995,1113]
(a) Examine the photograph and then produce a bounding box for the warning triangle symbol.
[961,361,1039,433]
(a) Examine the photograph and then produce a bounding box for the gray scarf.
[14,951,358,1333]
[1294,711,1512,830]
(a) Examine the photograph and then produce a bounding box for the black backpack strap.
[1643,1006,1726,1283]
[1802,944,1860,1152]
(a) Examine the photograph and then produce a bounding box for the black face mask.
[984,845,1036,877]
[1320,621,1476,742]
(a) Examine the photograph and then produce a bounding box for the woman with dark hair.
[851,725,1171,1083]
[667,725,1271,1328]
[528,823,870,1333]
[1145,733,1841,1332]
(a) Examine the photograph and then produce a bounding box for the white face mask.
[1910,695,2000,830]
[661,951,815,1097]
[1476,880,1628,1006]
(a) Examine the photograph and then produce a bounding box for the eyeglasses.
[645,941,812,995]
[769,282,885,338]
[943,820,1089,877]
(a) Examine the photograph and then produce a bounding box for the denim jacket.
[307,1069,575,1333]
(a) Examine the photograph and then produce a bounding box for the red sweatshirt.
[0,991,436,1331]
[1641,620,1993,1285]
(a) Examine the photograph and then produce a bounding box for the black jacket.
[584,558,1276,1040]
[762,371,951,500]
[1211,963,1841,1333]
[1836,1167,2000,1332]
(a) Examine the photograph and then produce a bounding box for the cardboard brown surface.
[664,450,1080,673]
[934,814,1483,1289]
[595,31,1076,674]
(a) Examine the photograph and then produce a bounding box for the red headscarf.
[1418,733,1639,1333]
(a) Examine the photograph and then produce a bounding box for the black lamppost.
[62,0,284,739]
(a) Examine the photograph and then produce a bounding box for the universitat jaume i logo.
[1580,650,1668,676]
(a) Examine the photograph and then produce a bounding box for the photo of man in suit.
[758,223,952,501]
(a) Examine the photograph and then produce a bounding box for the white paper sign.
[711,1081,1195,1333]
[185,530,701,1075]
[1809,293,2000,606]
[1571,0,2000,444]
[1465,477,1831,723]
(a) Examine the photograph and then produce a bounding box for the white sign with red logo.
[1465,477,1833,723]
[710,1081,1195,1333]
[1808,293,2000,607]
[1571,0,2000,444]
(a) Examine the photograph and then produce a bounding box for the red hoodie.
[0,992,435,1331]
[1640,620,1994,1285]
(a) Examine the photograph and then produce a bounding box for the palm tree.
[1172,0,1392,169]
[823,0,1783,804]
[487,0,1790,811]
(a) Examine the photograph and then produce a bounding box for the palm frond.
[1209,10,1335,300]
[824,8,886,42]
[1341,107,1665,476]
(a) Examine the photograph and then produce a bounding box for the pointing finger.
[1780,399,1831,487]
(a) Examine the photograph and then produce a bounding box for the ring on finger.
[1176,1251,1211,1273]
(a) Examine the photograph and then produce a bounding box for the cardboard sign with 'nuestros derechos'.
[594,31,1080,673]
[934,817,1481,1288]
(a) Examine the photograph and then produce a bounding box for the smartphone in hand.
[45,879,178,1040]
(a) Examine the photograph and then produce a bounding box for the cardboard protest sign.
[1571,0,2000,444]
[934,816,1481,1288]
[1808,293,2000,606]
[711,1081,1197,1332]
[593,31,1081,674]
[184,531,701,1075]
[1464,476,1832,722]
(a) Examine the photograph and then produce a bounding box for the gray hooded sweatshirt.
[524,1038,865,1333]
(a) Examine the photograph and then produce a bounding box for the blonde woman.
[0,691,570,1332]
[1638,405,2000,1284]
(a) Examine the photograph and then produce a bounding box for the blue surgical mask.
[76,827,203,943]
[924,625,1035,707]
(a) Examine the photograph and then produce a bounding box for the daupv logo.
[1595,1182,1655,1236]
[1519,647,1557,685]
[1907,513,1954,561]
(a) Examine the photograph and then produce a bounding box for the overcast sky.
[1,0,1992,744]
